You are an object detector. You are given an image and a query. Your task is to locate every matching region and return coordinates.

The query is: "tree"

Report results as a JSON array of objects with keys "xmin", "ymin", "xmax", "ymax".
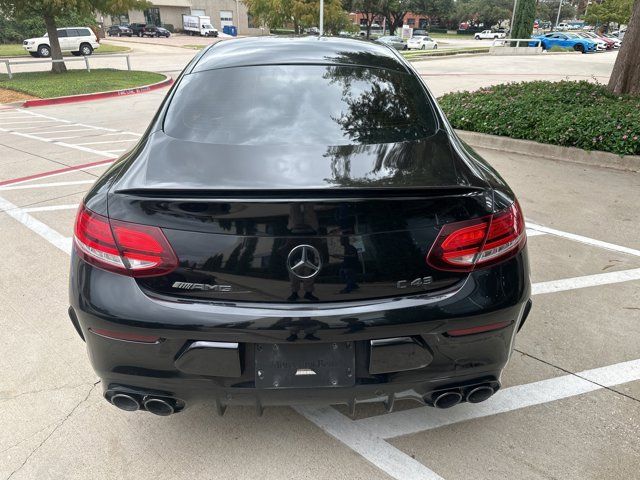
[
  {"xmin": 413, "ymin": 0, "xmax": 454, "ymax": 26},
  {"xmin": 585, "ymin": 0, "xmax": 633, "ymax": 25},
  {"xmin": 379, "ymin": 0, "xmax": 412, "ymax": 35},
  {"xmin": 457, "ymin": 0, "xmax": 512, "ymax": 30},
  {"xmin": 351, "ymin": 0, "xmax": 379, "ymax": 38},
  {"xmin": 608, "ymin": 0, "xmax": 640, "ymax": 95},
  {"xmin": 511, "ymin": 0, "xmax": 535, "ymax": 38},
  {"xmin": 0, "ymin": 0, "xmax": 147, "ymax": 73}
]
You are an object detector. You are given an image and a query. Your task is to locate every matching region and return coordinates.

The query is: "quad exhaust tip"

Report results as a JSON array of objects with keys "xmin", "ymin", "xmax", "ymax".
[
  {"xmin": 466, "ymin": 385, "xmax": 495, "ymax": 403},
  {"xmin": 144, "ymin": 397, "xmax": 175, "ymax": 416},
  {"xmin": 433, "ymin": 391, "xmax": 463, "ymax": 409},
  {"xmin": 110, "ymin": 393, "xmax": 140, "ymax": 412}
]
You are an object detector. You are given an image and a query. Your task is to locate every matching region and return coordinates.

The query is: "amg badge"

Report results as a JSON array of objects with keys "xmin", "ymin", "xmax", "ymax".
[{"xmin": 172, "ymin": 282, "xmax": 233, "ymax": 292}]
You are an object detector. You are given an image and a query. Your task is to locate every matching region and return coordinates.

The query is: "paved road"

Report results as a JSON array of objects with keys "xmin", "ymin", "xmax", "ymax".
[{"xmin": 0, "ymin": 79, "xmax": 638, "ymax": 479}]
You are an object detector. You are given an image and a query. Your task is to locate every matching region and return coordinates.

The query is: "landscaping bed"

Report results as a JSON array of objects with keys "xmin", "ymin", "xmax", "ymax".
[
  {"xmin": 0, "ymin": 43, "xmax": 130, "ymax": 57},
  {"xmin": 402, "ymin": 47, "xmax": 489, "ymax": 59},
  {"xmin": 0, "ymin": 69, "xmax": 165, "ymax": 99},
  {"xmin": 439, "ymin": 81, "xmax": 640, "ymax": 156}
]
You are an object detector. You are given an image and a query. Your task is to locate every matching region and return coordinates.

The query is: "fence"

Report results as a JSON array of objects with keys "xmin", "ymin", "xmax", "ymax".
[{"xmin": 1, "ymin": 54, "xmax": 131, "ymax": 79}]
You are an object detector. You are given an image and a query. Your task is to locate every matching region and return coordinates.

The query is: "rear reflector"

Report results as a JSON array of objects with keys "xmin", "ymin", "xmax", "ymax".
[
  {"xmin": 74, "ymin": 204, "xmax": 178, "ymax": 277},
  {"xmin": 427, "ymin": 201, "xmax": 525, "ymax": 272},
  {"xmin": 90, "ymin": 328, "xmax": 161, "ymax": 344},
  {"xmin": 446, "ymin": 321, "xmax": 512, "ymax": 337}
]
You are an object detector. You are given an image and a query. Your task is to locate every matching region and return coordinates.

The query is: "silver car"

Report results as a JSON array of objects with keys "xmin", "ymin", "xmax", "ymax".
[{"xmin": 375, "ymin": 35, "xmax": 406, "ymax": 50}]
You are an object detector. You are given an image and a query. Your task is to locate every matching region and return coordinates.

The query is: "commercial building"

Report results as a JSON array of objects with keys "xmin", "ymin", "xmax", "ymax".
[{"xmin": 98, "ymin": 0, "xmax": 264, "ymax": 36}]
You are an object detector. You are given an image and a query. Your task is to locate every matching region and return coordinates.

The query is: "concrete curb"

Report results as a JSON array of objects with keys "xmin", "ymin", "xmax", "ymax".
[
  {"xmin": 456, "ymin": 130, "xmax": 640, "ymax": 173},
  {"xmin": 22, "ymin": 75, "xmax": 173, "ymax": 108}
]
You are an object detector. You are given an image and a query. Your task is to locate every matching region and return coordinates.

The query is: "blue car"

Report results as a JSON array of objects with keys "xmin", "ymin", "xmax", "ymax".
[{"xmin": 531, "ymin": 32, "xmax": 597, "ymax": 53}]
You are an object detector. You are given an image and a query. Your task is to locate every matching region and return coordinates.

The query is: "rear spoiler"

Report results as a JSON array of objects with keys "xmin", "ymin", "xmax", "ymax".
[{"xmin": 113, "ymin": 186, "xmax": 486, "ymax": 201}]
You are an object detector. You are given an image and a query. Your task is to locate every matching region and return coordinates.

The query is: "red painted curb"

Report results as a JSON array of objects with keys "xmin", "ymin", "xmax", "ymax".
[
  {"xmin": 22, "ymin": 76, "xmax": 173, "ymax": 108},
  {"xmin": 0, "ymin": 158, "xmax": 114, "ymax": 187}
]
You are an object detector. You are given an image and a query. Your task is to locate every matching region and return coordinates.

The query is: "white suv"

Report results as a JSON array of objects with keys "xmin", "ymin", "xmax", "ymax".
[{"xmin": 23, "ymin": 27, "xmax": 100, "ymax": 57}]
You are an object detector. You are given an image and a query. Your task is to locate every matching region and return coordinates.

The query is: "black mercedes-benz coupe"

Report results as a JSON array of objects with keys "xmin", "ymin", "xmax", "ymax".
[{"xmin": 69, "ymin": 36, "xmax": 531, "ymax": 416}]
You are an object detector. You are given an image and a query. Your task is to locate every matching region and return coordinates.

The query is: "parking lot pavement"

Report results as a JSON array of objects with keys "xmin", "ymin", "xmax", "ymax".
[
  {"xmin": 413, "ymin": 50, "xmax": 617, "ymax": 96},
  {"xmin": 1, "ymin": 90, "xmax": 639, "ymax": 480}
]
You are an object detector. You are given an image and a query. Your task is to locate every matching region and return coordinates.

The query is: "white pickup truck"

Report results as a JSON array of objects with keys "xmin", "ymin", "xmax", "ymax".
[
  {"xmin": 474, "ymin": 30, "xmax": 506, "ymax": 40},
  {"xmin": 182, "ymin": 15, "xmax": 218, "ymax": 37}
]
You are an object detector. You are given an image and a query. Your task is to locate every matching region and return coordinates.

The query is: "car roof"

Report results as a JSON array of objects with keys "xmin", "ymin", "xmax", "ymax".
[{"xmin": 192, "ymin": 36, "xmax": 409, "ymax": 74}]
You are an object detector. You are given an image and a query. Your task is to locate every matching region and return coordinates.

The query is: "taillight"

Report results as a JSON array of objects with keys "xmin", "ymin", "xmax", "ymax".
[
  {"xmin": 427, "ymin": 201, "xmax": 525, "ymax": 272},
  {"xmin": 73, "ymin": 204, "xmax": 178, "ymax": 277}
]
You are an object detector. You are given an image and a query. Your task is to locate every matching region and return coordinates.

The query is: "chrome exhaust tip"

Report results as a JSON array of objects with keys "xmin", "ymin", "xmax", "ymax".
[
  {"xmin": 110, "ymin": 393, "xmax": 140, "ymax": 412},
  {"xmin": 433, "ymin": 391, "xmax": 462, "ymax": 409},
  {"xmin": 465, "ymin": 385, "xmax": 495, "ymax": 404},
  {"xmin": 143, "ymin": 397, "xmax": 175, "ymax": 416}
]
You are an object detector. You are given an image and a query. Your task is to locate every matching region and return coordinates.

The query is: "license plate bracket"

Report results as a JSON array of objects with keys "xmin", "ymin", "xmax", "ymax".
[{"xmin": 255, "ymin": 342, "xmax": 355, "ymax": 389}]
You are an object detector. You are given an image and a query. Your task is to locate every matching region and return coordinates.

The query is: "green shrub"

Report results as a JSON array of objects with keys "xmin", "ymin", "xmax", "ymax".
[
  {"xmin": 548, "ymin": 45, "xmax": 573, "ymax": 52},
  {"xmin": 438, "ymin": 81, "xmax": 640, "ymax": 156},
  {"xmin": 0, "ymin": 12, "xmax": 97, "ymax": 44}
]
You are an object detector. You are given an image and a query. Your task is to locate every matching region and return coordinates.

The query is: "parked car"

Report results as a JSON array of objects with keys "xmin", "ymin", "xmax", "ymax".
[
  {"xmin": 375, "ymin": 35, "xmax": 406, "ymax": 50},
  {"xmin": 580, "ymin": 31, "xmax": 619, "ymax": 49},
  {"xmin": 566, "ymin": 32, "xmax": 605, "ymax": 51},
  {"xmin": 129, "ymin": 23, "xmax": 147, "ymax": 37},
  {"xmin": 474, "ymin": 30, "xmax": 506, "ymax": 40},
  {"xmin": 556, "ymin": 23, "xmax": 570, "ymax": 31},
  {"xmin": 143, "ymin": 26, "xmax": 171, "ymax": 38},
  {"xmin": 602, "ymin": 33, "xmax": 623, "ymax": 46},
  {"xmin": 22, "ymin": 27, "xmax": 99, "ymax": 58},
  {"xmin": 411, "ymin": 29, "xmax": 428, "ymax": 36},
  {"xmin": 107, "ymin": 25, "xmax": 133, "ymax": 37},
  {"xmin": 577, "ymin": 32, "xmax": 616, "ymax": 51},
  {"xmin": 407, "ymin": 35, "xmax": 438, "ymax": 50},
  {"xmin": 69, "ymin": 36, "xmax": 531, "ymax": 417},
  {"xmin": 532, "ymin": 32, "xmax": 597, "ymax": 53}
]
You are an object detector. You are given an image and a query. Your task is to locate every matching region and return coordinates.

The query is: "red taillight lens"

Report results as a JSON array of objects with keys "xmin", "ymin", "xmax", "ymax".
[
  {"xmin": 74, "ymin": 204, "xmax": 178, "ymax": 277},
  {"xmin": 427, "ymin": 201, "xmax": 526, "ymax": 272}
]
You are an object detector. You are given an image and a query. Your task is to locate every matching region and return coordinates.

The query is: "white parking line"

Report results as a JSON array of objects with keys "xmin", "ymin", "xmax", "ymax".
[
  {"xmin": 22, "ymin": 204, "xmax": 79, "ymax": 213},
  {"xmin": 37, "ymin": 129, "xmax": 96, "ymax": 135},
  {"xmin": 352, "ymin": 358, "xmax": 640, "ymax": 440},
  {"xmin": 0, "ymin": 196, "xmax": 71, "ymax": 254},
  {"xmin": 0, "ymin": 180, "xmax": 95, "ymax": 191},
  {"xmin": 295, "ymin": 406, "xmax": 444, "ymax": 480},
  {"xmin": 0, "ymin": 129, "xmax": 116, "ymax": 157},
  {"xmin": 0, "ymin": 120, "xmax": 58, "ymax": 125},
  {"xmin": 526, "ymin": 229, "xmax": 545, "ymax": 237},
  {"xmin": 75, "ymin": 139, "xmax": 137, "ymax": 146},
  {"xmin": 532, "ymin": 268, "xmax": 640, "ymax": 295},
  {"xmin": 527, "ymin": 222, "xmax": 640, "ymax": 257}
]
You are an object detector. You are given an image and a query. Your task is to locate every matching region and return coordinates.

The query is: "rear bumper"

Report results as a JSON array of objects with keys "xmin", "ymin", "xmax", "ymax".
[{"xmin": 69, "ymin": 250, "xmax": 531, "ymax": 411}]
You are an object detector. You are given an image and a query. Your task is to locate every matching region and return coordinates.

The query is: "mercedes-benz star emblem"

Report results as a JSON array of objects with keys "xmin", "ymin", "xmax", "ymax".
[{"xmin": 287, "ymin": 244, "xmax": 322, "ymax": 279}]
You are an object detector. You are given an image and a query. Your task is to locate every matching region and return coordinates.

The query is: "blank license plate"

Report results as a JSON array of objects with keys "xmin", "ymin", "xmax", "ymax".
[{"xmin": 255, "ymin": 342, "xmax": 355, "ymax": 389}]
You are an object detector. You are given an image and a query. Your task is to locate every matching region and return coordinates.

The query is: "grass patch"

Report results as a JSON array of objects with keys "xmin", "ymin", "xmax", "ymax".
[
  {"xmin": 548, "ymin": 45, "xmax": 574, "ymax": 52},
  {"xmin": 439, "ymin": 80, "xmax": 640, "ymax": 156},
  {"xmin": 0, "ymin": 42, "xmax": 130, "ymax": 57},
  {"xmin": 0, "ymin": 69, "xmax": 165, "ymax": 99},
  {"xmin": 402, "ymin": 47, "xmax": 489, "ymax": 59}
]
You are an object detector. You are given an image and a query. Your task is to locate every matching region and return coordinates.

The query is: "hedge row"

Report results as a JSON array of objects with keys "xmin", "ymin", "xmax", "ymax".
[
  {"xmin": 438, "ymin": 81, "xmax": 640, "ymax": 156},
  {"xmin": 0, "ymin": 13, "xmax": 96, "ymax": 44}
]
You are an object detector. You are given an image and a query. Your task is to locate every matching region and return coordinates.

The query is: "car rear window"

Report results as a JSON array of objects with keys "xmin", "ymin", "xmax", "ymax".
[{"xmin": 164, "ymin": 65, "xmax": 437, "ymax": 146}]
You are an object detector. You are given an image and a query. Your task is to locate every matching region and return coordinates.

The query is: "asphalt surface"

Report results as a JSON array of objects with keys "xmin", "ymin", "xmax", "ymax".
[{"xmin": 0, "ymin": 49, "xmax": 638, "ymax": 480}]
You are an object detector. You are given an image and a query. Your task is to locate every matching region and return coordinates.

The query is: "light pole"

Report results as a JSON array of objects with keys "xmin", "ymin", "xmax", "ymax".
[
  {"xmin": 555, "ymin": 0, "xmax": 564, "ymax": 31},
  {"xmin": 509, "ymin": 0, "xmax": 519, "ymax": 38},
  {"xmin": 319, "ymin": 0, "xmax": 324, "ymax": 36}
]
